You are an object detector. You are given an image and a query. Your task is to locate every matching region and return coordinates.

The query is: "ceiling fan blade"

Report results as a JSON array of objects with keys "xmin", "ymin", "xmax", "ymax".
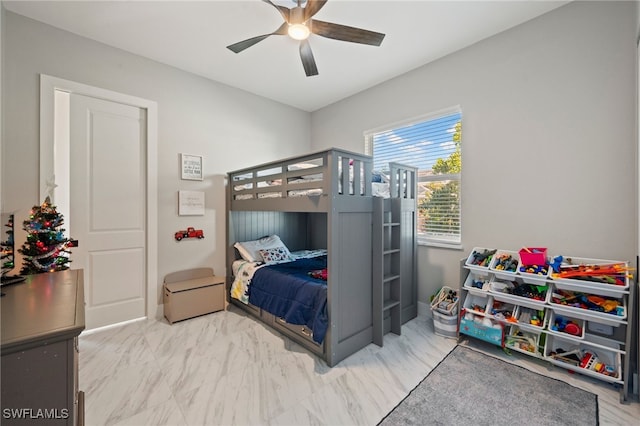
[
  {"xmin": 299, "ymin": 39, "xmax": 318, "ymax": 77},
  {"xmin": 304, "ymin": 0, "xmax": 328, "ymax": 21},
  {"xmin": 311, "ymin": 19, "xmax": 385, "ymax": 46},
  {"xmin": 227, "ymin": 35, "xmax": 270, "ymax": 54},
  {"xmin": 227, "ymin": 22, "xmax": 289, "ymax": 54},
  {"xmin": 262, "ymin": 0, "xmax": 290, "ymax": 23}
]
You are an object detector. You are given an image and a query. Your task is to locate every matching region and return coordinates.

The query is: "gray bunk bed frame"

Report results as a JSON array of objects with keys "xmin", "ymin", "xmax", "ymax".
[{"xmin": 226, "ymin": 148, "xmax": 417, "ymax": 367}]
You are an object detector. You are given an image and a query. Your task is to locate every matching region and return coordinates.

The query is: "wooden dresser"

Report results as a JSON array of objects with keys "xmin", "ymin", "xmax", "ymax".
[{"xmin": 1, "ymin": 269, "xmax": 85, "ymax": 425}]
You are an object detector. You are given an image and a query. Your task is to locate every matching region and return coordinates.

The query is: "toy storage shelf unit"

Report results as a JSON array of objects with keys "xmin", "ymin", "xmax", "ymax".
[{"xmin": 459, "ymin": 248, "xmax": 635, "ymax": 403}]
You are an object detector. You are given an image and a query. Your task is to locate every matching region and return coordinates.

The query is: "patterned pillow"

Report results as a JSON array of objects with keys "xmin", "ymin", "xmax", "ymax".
[
  {"xmin": 234, "ymin": 235, "xmax": 290, "ymax": 262},
  {"xmin": 259, "ymin": 247, "xmax": 292, "ymax": 264}
]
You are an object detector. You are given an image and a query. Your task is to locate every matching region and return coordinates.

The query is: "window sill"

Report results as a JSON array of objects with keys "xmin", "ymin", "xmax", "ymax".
[{"xmin": 417, "ymin": 240, "xmax": 464, "ymax": 250}]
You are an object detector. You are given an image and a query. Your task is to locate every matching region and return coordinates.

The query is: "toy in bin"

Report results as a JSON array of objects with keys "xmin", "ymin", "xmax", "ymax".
[
  {"xmin": 431, "ymin": 287, "xmax": 458, "ymax": 315},
  {"xmin": 551, "ymin": 314, "xmax": 582, "ymax": 336},
  {"xmin": 506, "ymin": 329, "xmax": 537, "ymax": 353},
  {"xmin": 550, "ymin": 348, "xmax": 618, "ymax": 378},
  {"xmin": 493, "ymin": 253, "xmax": 518, "ymax": 272},
  {"xmin": 549, "ymin": 255, "xmax": 632, "ymax": 285},
  {"xmin": 579, "ymin": 351, "xmax": 618, "ymax": 377},
  {"xmin": 551, "ymin": 290, "xmax": 624, "ymax": 316},
  {"xmin": 468, "ymin": 249, "xmax": 496, "ymax": 267},
  {"xmin": 519, "ymin": 264, "xmax": 550, "ymax": 276}
]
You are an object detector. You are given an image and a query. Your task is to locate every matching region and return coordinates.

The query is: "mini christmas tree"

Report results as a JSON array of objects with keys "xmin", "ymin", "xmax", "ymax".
[
  {"xmin": 19, "ymin": 197, "xmax": 72, "ymax": 274},
  {"xmin": 1, "ymin": 214, "xmax": 15, "ymax": 276}
]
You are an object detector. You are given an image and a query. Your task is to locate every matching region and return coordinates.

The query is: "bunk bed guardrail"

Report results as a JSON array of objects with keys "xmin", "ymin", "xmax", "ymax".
[
  {"xmin": 387, "ymin": 161, "xmax": 417, "ymax": 200},
  {"xmin": 228, "ymin": 149, "xmax": 373, "ymax": 207}
]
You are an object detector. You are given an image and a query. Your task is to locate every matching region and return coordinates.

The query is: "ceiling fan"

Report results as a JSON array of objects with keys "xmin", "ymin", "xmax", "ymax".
[{"xmin": 226, "ymin": 0, "xmax": 385, "ymax": 77}]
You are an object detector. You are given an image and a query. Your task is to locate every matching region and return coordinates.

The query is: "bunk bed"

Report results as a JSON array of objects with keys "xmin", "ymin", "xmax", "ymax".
[{"xmin": 226, "ymin": 148, "xmax": 417, "ymax": 367}]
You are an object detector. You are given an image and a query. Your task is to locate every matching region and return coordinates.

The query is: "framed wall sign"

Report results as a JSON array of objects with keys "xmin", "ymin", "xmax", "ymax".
[
  {"xmin": 178, "ymin": 190, "xmax": 205, "ymax": 216},
  {"xmin": 181, "ymin": 153, "xmax": 203, "ymax": 181}
]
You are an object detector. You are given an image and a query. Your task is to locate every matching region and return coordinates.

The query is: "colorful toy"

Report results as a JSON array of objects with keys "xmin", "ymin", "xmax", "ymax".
[
  {"xmin": 550, "ymin": 255, "xmax": 564, "ymax": 273},
  {"xmin": 549, "ymin": 348, "xmax": 581, "ymax": 366},
  {"xmin": 308, "ymin": 268, "xmax": 328, "ymax": 280},
  {"xmin": 508, "ymin": 282, "xmax": 547, "ymax": 301},
  {"xmin": 469, "ymin": 249, "xmax": 496, "ymax": 267},
  {"xmin": 470, "ymin": 278, "xmax": 490, "ymax": 290},
  {"xmin": 549, "ymin": 256, "xmax": 633, "ymax": 286},
  {"xmin": 551, "ymin": 290, "xmax": 624, "ymax": 316},
  {"xmin": 506, "ymin": 329, "xmax": 537, "ymax": 353},
  {"xmin": 520, "ymin": 263, "xmax": 549, "ymax": 276},
  {"xmin": 551, "ymin": 314, "xmax": 582, "ymax": 336},
  {"xmin": 490, "ymin": 300, "xmax": 516, "ymax": 322},
  {"xmin": 174, "ymin": 227, "xmax": 205, "ymax": 241},
  {"xmin": 530, "ymin": 315, "xmax": 541, "ymax": 327},
  {"xmin": 579, "ymin": 351, "xmax": 616, "ymax": 377},
  {"xmin": 494, "ymin": 253, "xmax": 518, "ymax": 272}
]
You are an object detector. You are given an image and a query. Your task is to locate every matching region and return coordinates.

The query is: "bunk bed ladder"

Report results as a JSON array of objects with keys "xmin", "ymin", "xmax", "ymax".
[{"xmin": 373, "ymin": 196, "xmax": 402, "ymax": 347}]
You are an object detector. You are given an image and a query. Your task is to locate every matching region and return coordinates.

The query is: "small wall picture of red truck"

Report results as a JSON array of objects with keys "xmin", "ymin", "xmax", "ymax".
[{"xmin": 174, "ymin": 227, "xmax": 204, "ymax": 241}]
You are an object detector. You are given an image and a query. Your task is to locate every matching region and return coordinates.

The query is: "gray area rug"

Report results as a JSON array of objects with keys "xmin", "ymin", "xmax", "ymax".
[{"xmin": 379, "ymin": 345, "xmax": 598, "ymax": 426}]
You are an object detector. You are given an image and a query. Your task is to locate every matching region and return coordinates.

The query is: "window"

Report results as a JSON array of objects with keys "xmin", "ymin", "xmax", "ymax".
[{"xmin": 365, "ymin": 108, "xmax": 462, "ymax": 247}]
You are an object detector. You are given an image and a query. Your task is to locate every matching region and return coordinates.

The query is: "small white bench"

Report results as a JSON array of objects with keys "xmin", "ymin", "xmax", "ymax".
[{"xmin": 163, "ymin": 267, "xmax": 225, "ymax": 324}]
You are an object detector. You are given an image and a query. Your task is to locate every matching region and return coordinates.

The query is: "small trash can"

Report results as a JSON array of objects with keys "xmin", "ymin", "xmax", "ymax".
[{"xmin": 430, "ymin": 286, "xmax": 459, "ymax": 338}]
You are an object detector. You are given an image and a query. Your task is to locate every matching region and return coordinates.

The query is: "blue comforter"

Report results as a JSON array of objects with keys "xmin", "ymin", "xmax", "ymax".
[{"xmin": 249, "ymin": 255, "xmax": 328, "ymax": 344}]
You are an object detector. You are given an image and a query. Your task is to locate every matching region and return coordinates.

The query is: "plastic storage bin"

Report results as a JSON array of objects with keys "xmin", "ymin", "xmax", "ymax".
[
  {"xmin": 489, "ymin": 278, "xmax": 548, "ymax": 309},
  {"xmin": 548, "ymin": 309, "xmax": 586, "ymax": 339},
  {"xmin": 505, "ymin": 326, "xmax": 543, "ymax": 356},
  {"xmin": 487, "ymin": 298, "xmax": 517, "ymax": 323},
  {"xmin": 544, "ymin": 333, "xmax": 622, "ymax": 384},
  {"xmin": 517, "ymin": 260, "xmax": 551, "ymax": 284},
  {"xmin": 465, "ymin": 247, "xmax": 497, "ymax": 273},
  {"xmin": 513, "ymin": 305, "xmax": 548, "ymax": 331},
  {"xmin": 549, "ymin": 256, "xmax": 630, "ymax": 295},
  {"xmin": 462, "ymin": 293, "xmax": 490, "ymax": 315},
  {"xmin": 548, "ymin": 284, "xmax": 627, "ymax": 326},
  {"xmin": 519, "ymin": 247, "xmax": 547, "ymax": 266},
  {"xmin": 489, "ymin": 250, "xmax": 519, "ymax": 282},
  {"xmin": 462, "ymin": 272, "xmax": 491, "ymax": 295}
]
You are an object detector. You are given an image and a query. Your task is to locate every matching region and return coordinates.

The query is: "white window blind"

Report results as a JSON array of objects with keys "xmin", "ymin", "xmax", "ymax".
[{"xmin": 365, "ymin": 109, "xmax": 462, "ymax": 246}]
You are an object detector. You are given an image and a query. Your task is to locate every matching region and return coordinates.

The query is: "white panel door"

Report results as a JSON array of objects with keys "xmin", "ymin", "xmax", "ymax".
[{"xmin": 70, "ymin": 93, "xmax": 147, "ymax": 330}]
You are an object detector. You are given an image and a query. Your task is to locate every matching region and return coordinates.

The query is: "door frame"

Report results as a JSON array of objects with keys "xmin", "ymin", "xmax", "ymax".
[{"xmin": 39, "ymin": 74, "xmax": 159, "ymax": 321}]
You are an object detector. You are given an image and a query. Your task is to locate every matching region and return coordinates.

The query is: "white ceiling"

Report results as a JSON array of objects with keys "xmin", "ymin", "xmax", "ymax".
[{"xmin": 4, "ymin": 0, "xmax": 569, "ymax": 112}]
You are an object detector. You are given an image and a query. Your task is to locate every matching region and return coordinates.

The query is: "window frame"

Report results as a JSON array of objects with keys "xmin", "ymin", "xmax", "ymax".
[{"xmin": 364, "ymin": 106, "xmax": 463, "ymax": 249}]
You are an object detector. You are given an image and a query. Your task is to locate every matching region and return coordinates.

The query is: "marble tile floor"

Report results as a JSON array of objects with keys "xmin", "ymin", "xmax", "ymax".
[{"xmin": 79, "ymin": 306, "xmax": 639, "ymax": 425}]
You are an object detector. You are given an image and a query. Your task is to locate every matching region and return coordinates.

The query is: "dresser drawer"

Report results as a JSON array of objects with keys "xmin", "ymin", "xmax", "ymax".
[{"xmin": 272, "ymin": 316, "xmax": 324, "ymax": 355}]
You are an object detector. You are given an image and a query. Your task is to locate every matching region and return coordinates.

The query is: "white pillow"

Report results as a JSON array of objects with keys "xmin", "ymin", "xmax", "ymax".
[{"xmin": 234, "ymin": 235, "xmax": 291, "ymax": 263}]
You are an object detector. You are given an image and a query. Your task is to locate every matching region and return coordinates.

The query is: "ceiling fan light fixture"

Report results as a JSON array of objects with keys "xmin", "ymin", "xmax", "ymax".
[{"xmin": 288, "ymin": 23, "xmax": 310, "ymax": 40}]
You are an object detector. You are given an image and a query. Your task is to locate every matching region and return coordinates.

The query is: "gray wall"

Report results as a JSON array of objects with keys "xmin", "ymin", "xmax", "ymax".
[
  {"xmin": 637, "ymin": 0, "xmax": 640, "ymax": 42},
  {"xmin": 310, "ymin": 1, "xmax": 638, "ymax": 304},
  {"xmin": 1, "ymin": 11, "xmax": 311, "ymax": 308}
]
